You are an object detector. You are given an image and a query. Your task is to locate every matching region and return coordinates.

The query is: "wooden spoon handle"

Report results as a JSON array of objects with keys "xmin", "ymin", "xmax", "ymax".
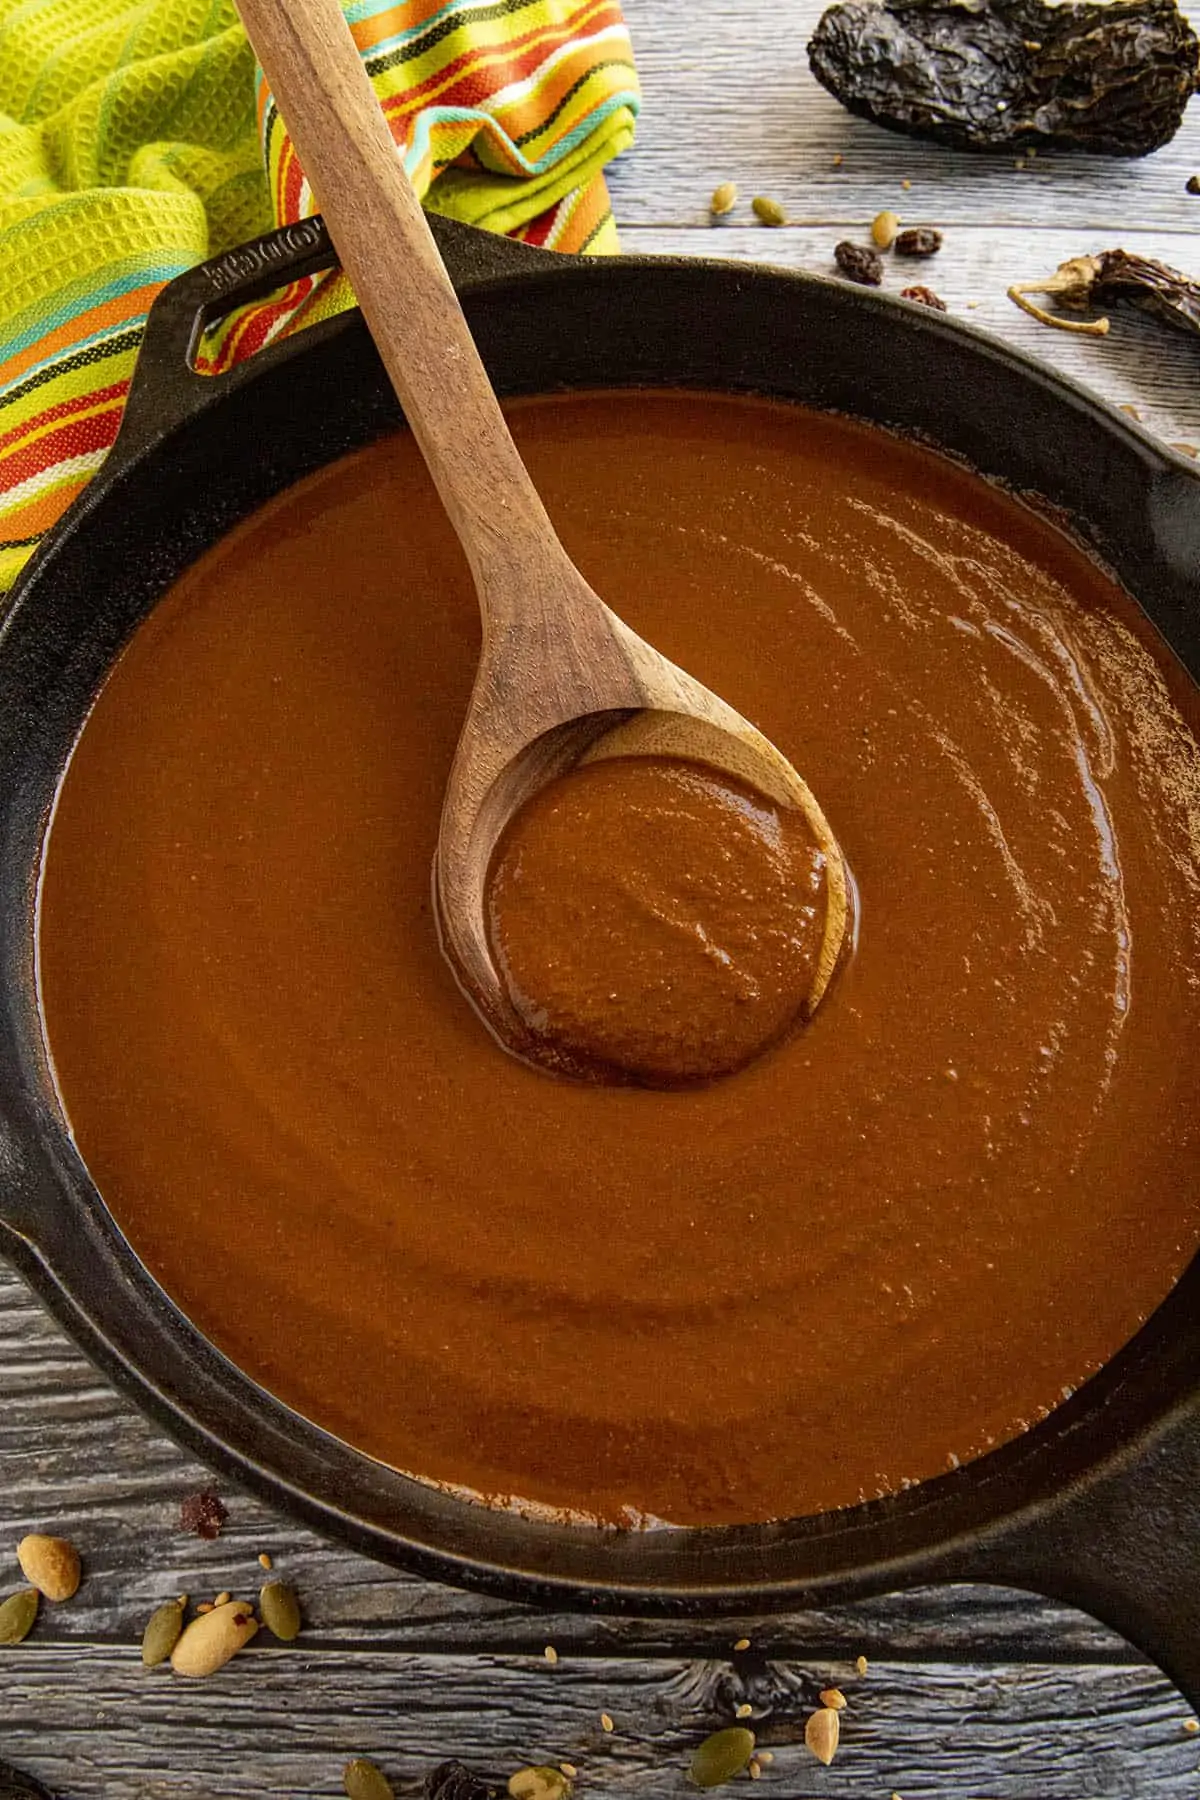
[{"xmin": 233, "ymin": 0, "xmax": 557, "ymax": 594}]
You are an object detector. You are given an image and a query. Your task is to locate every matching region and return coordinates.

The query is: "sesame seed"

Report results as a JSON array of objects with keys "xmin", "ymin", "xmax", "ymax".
[
  {"xmin": 734, "ymin": 1636, "xmax": 751, "ymax": 1651},
  {"xmin": 901, "ymin": 179, "xmax": 911, "ymax": 190},
  {"xmin": 748, "ymin": 1759, "xmax": 762, "ymax": 1780},
  {"xmin": 213, "ymin": 1591, "xmax": 230, "ymax": 1608},
  {"xmin": 736, "ymin": 1703, "xmax": 753, "ymax": 1719},
  {"xmin": 600, "ymin": 1714, "xmax": 614, "ymax": 1733},
  {"xmin": 1184, "ymin": 1718, "xmax": 1199, "ymax": 1734},
  {"xmin": 757, "ymin": 1753, "xmax": 774, "ymax": 1766},
  {"xmin": 544, "ymin": 1644, "xmax": 559, "ymax": 1664},
  {"xmin": 856, "ymin": 1654, "xmax": 869, "ymax": 1675},
  {"xmin": 258, "ymin": 1552, "xmax": 273, "ymax": 1570},
  {"xmin": 559, "ymin": 1764, "xmax": 577, "ymax": 1778},
  {"xmin": 196, "ymin": 1602, "xmax": 213, "ymax": 1614}
]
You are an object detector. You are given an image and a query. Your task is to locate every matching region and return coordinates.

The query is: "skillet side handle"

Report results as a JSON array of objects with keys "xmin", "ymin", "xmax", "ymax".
[
  {"xmin": 944, "ymin": 1401, "xmax": 1200, "ymax": 1711},
  {"xmin": 110, "ymin": 218, "xmax": 339, "ymax": 468},
  {"xmin": 111, "ymin": 214, "xmax": 558, "ymax": 473}
]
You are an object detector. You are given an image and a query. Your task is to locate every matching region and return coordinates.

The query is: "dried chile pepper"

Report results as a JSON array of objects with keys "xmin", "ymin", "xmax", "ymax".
[
  {"xmin": 808, "ymin": 0, "xmax": 1200, "ymax": 157},
  {"xmin": 1009, "ymin": 249, "xmax": 1200, "ymax": 339}
]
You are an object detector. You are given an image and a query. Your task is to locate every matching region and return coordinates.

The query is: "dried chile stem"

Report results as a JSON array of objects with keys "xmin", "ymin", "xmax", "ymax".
[
  {"xmin": 1007, "ymin": 285, "xmax": 1112, "ymax": 335},
  {"xmin": 1009, "ymin": 248, "xmax": 1200, "ymax": 340}
]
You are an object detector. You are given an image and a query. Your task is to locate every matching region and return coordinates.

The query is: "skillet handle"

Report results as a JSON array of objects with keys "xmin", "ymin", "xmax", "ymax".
[
  {"xmin": 942, "ymin": 1398, "xmax": 1200, "ymax": 1711},
  {"xmin": 111, "ymin": 214, "xmax": 559, "ymax": 470}
]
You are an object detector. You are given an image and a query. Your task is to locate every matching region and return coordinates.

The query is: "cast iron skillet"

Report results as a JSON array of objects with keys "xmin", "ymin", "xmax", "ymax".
[{"xmin": 2, "ymin": 214, "xmax": 1200, "ymax": 1699}]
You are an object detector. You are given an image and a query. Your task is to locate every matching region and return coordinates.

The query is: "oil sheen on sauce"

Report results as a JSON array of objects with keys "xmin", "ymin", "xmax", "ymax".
[{"xmin": 37, "ymin": 392, "xmax": 1200, "ymax": 1526}]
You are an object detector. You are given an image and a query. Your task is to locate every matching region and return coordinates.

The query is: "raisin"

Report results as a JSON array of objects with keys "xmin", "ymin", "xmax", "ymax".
[
  {"xmin": 895, "ymin": 227, "xmax": 943, "ymax": 257},
  {"xmin": 424, "ymin": 1763, "xmax": 499, "ymax": 1800},
  {"xmin": 834, "ymin": 241, "xmax": 884, "ymax": 286},
  {"xmin": 901, "ymin": 286, "xmax": 948, "ymax": 310}
]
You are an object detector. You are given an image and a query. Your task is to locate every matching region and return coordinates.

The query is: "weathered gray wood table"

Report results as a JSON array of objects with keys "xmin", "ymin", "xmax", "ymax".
[{"xmin": 3, "ymin": 0, "xmax": 1200, "ymax": 1792}]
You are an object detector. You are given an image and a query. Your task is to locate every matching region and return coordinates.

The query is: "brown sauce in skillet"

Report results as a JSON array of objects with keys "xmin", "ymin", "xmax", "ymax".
[{"xmin": 37, "ymin": 392, "xmax": 1200, "ymax": 1526}]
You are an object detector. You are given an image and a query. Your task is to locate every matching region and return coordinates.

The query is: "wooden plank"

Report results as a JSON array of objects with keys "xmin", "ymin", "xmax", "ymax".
[
  {"xmin": 0, "ymin": 1649, "xmax": 1196, "ymax": 1798},
  {"xmin": 617, "ymin": 223, "xmax": 1200, "ymax": 446},
  {"xmin": 610, "ymin": 0, "xmax": 1200, "ymax": 231},
  {"xmin": 0, "ymin": 1268, "xmax": 1139, "ymax": 1661}
]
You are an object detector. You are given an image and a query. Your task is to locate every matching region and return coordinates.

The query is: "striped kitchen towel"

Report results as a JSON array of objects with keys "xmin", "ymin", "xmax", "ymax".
[{"xmin": 0, "ymin": 0, "xmax": 639, "ymax": 593}]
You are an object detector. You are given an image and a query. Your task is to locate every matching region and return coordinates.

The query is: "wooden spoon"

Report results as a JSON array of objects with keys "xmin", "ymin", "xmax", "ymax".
[{"xmin": 234, "ymin": 0, "xmax": 850, "ymax": 1058}]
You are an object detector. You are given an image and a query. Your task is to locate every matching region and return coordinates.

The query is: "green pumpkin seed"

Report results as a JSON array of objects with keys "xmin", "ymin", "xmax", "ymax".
[
  {"xmin": 259, "ymin": 1579, "xmax": 301, "ymax": 1641},
  {"xmin": 0, "ymin": 1589, "xmax": 39, "ymax": 1646},
  {"xmin": 507, "ymin": 1769, "xmax": 569, "ymax": 1800},
  {"xmin": 690, "ymin": 1727, "xmax": 756, "ymax": 1788},
  {"xmin": 343, "ymin": 1758, "xmax": 395, "ymax": 1800},
  {"xmin": 751, "ymin": 195, "xmax": 786, "ymax": 227},
  {"xmin": 141, "ymin": 1598, "xmax": 185, "ymax": 1667}
]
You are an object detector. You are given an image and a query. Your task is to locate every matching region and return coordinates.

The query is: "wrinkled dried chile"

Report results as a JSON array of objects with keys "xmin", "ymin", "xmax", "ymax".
[
  {"xmin": 809, "ymin": 0, "xmax": 1200, "ymax": 156},
  {"xmin": 1012, "ymin": 249, "xmax": 1200, "ymax": 338}
]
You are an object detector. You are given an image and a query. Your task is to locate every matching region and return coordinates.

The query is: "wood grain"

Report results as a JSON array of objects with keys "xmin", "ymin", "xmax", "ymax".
[
  {"xmin": 4, "ymin": 0, "xmax": 1200, "ymax": 1787},
  {"xmin": 1, "ymin": 1647, "xmax": 1198, "ymax": 1797}
]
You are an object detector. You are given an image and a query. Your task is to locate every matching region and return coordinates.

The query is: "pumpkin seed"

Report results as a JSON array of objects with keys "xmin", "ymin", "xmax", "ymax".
[
  {"xmin": 0, "ymin": 1589, "xmax": 38, "ymax": 1645},
  {"xmin": 17, "ymin": 1534, "xmax": 81, "ymax": 1602},
  {"xmin": 343, "ymin": 1758, "xmax": 395, "ymax": 1800},
  {"xmin": 805, "ymin": 1706, "xmax": 840, "ymax": 1766},
  {"xmin": 690, "ymin": 1727, "xmax": 755, "ymax": 1788},
  {"xmin": 710, "ymin": 181, "xmax": 738, "ymax": 216},
  {"xmin": 871, "ymin": 209, "xmax": 901, "ymax": 249},
  {"xmin": 751, "ymin": 195, "xmax": 786, "ymax": 227},
  {"xmin": 507, "ymin": 1768, "xmax": 570, "ymax": 1800},
  {"xmin": 141, "ymin": 1598, "xmax": 185, "ymax": 1667},
  {"xmin": 259, "ymin": 1579, "xmax": 301, "ymax": 1641}
]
